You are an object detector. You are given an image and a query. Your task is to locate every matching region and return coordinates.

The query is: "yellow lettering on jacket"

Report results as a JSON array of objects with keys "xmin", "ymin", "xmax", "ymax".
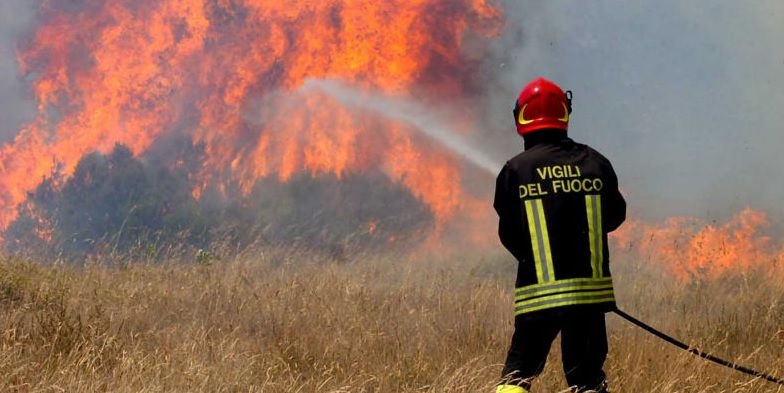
[
  {"xmin": 521, "ymin": 165, "xmax": 607, "ymax": 198},
  {"xmin": 536, "ymin": 165, "xmax": 581, "ymax": 180},
  {"xmin": 552, "ymin": 178, "xmax": 604, "ymax": 194},
  {"xmin": 519, "ymin": 182, "xmax": 549, "ymax": 198}
]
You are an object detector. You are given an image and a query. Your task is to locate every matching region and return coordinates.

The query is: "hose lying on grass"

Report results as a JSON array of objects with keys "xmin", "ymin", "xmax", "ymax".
[{"xmin": 614, "ymin": 308, "xmax": 784, "ymax": 386}]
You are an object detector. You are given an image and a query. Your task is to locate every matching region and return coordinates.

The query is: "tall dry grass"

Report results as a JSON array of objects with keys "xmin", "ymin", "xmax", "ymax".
[{"xmin": 0, "ymin": 244, "xmax": 782, "ymax": 392}]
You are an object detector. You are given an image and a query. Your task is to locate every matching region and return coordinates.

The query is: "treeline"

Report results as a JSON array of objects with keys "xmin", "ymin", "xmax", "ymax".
[{"xmin": 3, "ymin": 144, "xmax": 432, "ymax": 261}]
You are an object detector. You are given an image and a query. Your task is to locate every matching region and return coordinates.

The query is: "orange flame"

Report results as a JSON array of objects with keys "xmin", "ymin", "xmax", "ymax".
[
  {"xmin": 0, "ymin": 0, "xmax": 503, "ymax": 234},
  {"xmin": 611, "ymin": 209, "xmax": 784, "ymax": 281},
  {"xmin": 9, "ymin": 1, "xmax": 778, "ymax": 279}
]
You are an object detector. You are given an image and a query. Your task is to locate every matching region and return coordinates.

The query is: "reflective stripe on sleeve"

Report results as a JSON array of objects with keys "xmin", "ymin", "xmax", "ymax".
[{"xmin": 523, "ymin": 198, "xmax": 555, "ymax": 283}]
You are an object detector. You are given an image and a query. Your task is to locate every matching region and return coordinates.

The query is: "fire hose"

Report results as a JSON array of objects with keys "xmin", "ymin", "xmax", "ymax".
[{"xmin": 613, "ymin": 308, "xmax": 784, "ymax": 386}]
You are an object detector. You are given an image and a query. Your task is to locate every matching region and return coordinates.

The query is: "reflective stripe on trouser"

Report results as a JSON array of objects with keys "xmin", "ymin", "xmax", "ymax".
[
  {"xmin": 496, "ymin": 385, "xmax": 529, "ymax": 393},
  {"xmin": 514, "ymin": 277, "xmax": 615, "ymax": 315}
]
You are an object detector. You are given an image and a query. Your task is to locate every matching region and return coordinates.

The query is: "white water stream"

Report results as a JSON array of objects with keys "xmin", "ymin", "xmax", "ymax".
[{"xmin": 302, "ymin": 79, "xmax": 502, "ymax": 176}]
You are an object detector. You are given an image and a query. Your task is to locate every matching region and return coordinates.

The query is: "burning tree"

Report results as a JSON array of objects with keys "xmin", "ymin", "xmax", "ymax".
[
  {"xmin": 3, "ymin": 143, "xmax": 433, "ymax": 259},
  {"xmin": 0, "ymin": 0, "xmax": 504, "ymax": 252},
  {"xmin": 4, "ymin": 144, "xmax": 202, "ymax": 256}
]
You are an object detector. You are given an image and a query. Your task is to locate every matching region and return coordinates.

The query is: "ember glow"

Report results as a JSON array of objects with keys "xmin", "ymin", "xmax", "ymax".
[{"xmin": 1, "ymin": 0, "xmax": 502, "ymax": 231}]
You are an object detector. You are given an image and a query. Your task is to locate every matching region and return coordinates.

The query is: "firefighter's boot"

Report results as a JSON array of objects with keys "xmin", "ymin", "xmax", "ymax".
[{"xmin": 496, "ymin": 385, "xmax": 530, "ymax": 393}]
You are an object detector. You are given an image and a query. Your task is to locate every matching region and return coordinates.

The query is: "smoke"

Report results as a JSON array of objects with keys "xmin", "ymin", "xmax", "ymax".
[
  {"xmin": 302, "ymin": 79, "xmax": 502, "ymax": 177},
  {"xmin": 306, "ymin": 1, "xmax": 784, "ymax": 228},
  {"xmin": 0, "ymin": 0, "xmax": 35, "ymax": 142},
  {"xmin": 480, "ymin": 1, "xmax": 784, "ymax": 224}
]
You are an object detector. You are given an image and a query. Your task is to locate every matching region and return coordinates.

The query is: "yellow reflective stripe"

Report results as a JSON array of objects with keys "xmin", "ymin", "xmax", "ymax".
[
  {"xmin": 523, "ymin": 199, "xmax": 555, "ymax": 283},
  {"xmin": 585, "ymin": 194, "xmax": 604, "ymax": 278},
  {"xmin": 523, "ymin": 199, "xmax": 545, "ymax": 283},
  {"xmin": 536, "ymin": 199, "xmax": 555, "ymax": 281},
  {"xmin": 496, "ymin": 385, "xmax": 529, "ymax": 393},
  {"xmin": 515, "ymin": 277, "xmax": 613, "ymax": 301},
  {"xmin": 514, "ymin": 289, "xmax": 615, "ymax": 315}
]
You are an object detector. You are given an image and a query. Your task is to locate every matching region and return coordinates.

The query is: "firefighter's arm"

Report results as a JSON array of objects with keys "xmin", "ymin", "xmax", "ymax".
[
  {"xmin": 494, "ymin": 165, "xmax": 525, "ymax": 255},
  {"xmin": 602, "ymin": 165, "xmax": 626, "ymax": 232}
]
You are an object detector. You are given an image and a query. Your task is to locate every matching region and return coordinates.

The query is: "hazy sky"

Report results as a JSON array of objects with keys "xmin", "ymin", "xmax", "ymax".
[
  {"xmin": 0, "ymin": 0, "xmax": 34, "ymax": 142},
  {"xmin": 483, "ymin": 0, "xmax": 784, "ymax": 223},
  {"xmin": 0, "ymin": 1, "xmax": 781, "ymax": 224}
]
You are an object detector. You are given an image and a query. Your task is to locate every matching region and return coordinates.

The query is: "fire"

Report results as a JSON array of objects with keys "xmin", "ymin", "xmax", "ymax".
[
  {"xmin": 0, "ymin": 0, "xmax": 503, "ymax": 234},
  {"xmin": 611, "ymin": 209, "xmax": 784, "ymax": 282},
  {"xmin": 5, "ymin": 1, "xmax": 778, "ymax": 280}
]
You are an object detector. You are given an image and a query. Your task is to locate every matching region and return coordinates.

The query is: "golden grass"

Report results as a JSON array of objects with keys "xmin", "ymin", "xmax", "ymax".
[{"xmin": 0, "ymin": 246, "xmax": 783, "ymax": 392}]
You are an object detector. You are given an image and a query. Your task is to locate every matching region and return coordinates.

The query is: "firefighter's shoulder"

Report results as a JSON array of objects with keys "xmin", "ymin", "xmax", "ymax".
[
  {"xmin": 577, "ymin": 142, "xmax": 616, "ymax": 166},
  {"xmin": 504, "ymin": 147, "xmax": 550, "ymax": 171}
]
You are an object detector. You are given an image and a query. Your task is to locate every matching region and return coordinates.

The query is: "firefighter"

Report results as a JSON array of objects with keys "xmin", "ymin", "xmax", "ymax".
[{"xmin": 493, "ymin": 77, "xmax": 626, "ymax": 393}]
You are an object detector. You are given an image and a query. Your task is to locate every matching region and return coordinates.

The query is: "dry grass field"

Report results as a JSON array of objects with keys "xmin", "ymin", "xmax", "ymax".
[{"xmin": 0, "ymin": 244, "xmax": 783, "ymax": 392}]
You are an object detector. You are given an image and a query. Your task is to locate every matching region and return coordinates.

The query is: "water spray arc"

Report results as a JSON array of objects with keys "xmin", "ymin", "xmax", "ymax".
[{"xmin": 303, "ymin": 79, "xmax": 503, "ymax": 176}]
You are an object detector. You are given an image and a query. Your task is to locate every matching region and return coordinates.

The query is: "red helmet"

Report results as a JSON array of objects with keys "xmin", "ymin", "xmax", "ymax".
[{"xmin": 513, "ymin": 77, "xmax": 572, "ymax": 136}]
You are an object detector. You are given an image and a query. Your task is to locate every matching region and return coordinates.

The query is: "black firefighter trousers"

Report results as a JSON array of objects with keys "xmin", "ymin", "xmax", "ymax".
[{"xmin": 500, "ymin": 310, "xmax": 609, "ymax": 392}]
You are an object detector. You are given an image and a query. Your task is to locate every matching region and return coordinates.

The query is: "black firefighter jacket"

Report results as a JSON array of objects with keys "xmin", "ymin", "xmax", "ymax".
[{"xmin": 494, "ymin": 133, "xmax": 626, "ymax": 319}]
